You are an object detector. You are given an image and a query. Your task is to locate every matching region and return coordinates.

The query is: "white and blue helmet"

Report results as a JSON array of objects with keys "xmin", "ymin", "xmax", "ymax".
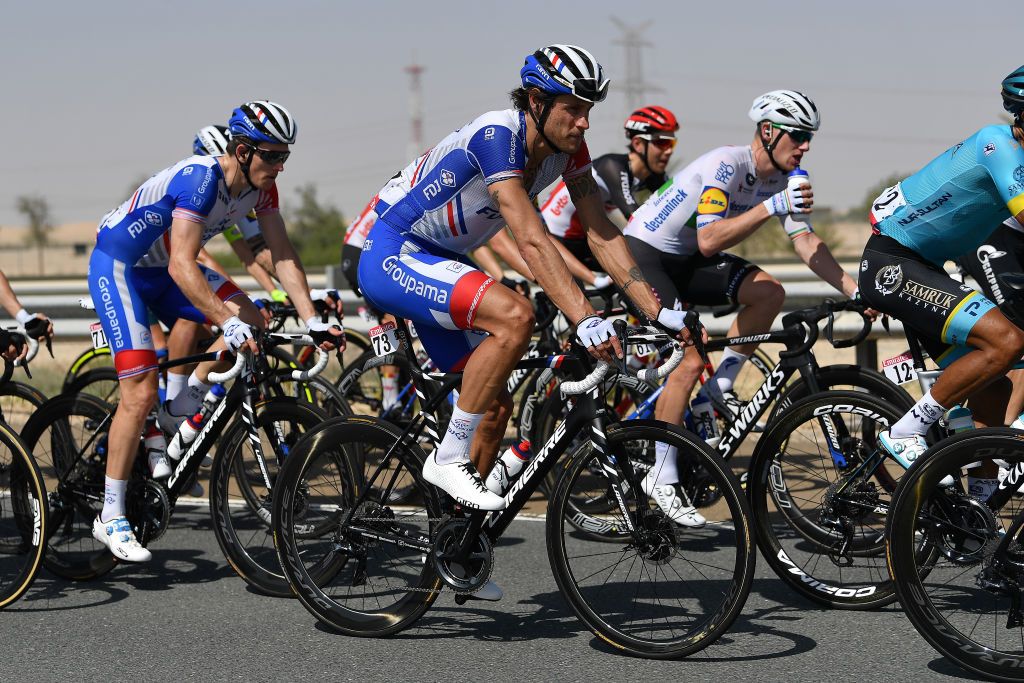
[{"xmin": 228, "ymin": 100, "xmax": 297, "ymax": 145}]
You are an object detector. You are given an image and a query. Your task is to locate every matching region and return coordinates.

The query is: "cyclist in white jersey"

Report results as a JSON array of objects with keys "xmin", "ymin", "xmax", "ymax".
[
  {"xmin": 623, "ymin": 90, "xmax": 864, "ymax": 481},
  {"xmin": 358, "ymin": 45, "xmax": 696, "ymax": 519},
  {"xmin": 88, "ymin": 101, "xmax": 343, "ymax": 563}
]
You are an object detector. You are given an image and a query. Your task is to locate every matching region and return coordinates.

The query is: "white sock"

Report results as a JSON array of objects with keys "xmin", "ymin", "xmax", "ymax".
[
  {"xmin": 711, "ymin": 348, "xmax": 748, "ymax": 396},
  {"xmin": 649, "ymin": 441, "xmax": 679, "ymax": 486},
  {"xmin": 101, "ymin": 476, "xmax": 128, "ymax": 522},
  {"xmin": 435, "ymin": 406, "xmax": 484, "ymax": 465},
  {"xmin": 169, "ymin": 374, "xmax": 212, "ymax": 417},
  {"xmin": 381, "ymin": 374, "xmax": 399, "ymax": 410},
  {"xmin": 166, "ymin": 372, "xmax": 187, "ymax": 402},
  {"xmin": 891, "ymin": 390, "xmax": 946, "ymax": 438}
]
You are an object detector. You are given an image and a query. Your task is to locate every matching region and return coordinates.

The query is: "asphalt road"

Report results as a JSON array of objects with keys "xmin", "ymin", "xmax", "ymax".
[{"xmin": 1, "ymin": 505, "xmax": 981, "ymax": 682}]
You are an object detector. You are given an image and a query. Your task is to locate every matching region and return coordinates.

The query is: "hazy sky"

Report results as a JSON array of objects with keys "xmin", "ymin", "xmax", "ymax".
[{"xmin": 1, "ymin": 0, "xmax": 1019, "ymax": 229}]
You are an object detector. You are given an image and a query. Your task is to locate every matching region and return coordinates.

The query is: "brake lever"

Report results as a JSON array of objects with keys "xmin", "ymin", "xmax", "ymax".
[
  {"xmin": 612, "ymin": 318, "xmax": 629, "ymax": 376},
  {"xmin": 684, "ymin": 310, "xmax": 710, "ymax": 366}
]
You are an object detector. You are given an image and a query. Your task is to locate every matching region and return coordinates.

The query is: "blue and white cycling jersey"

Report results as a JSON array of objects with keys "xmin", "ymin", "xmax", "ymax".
[
  {"xmin": 870, "ymin": 125, "xmax": 1024, "ymax": 265},
  {"xmin": 373, "ymin": 109, "xmax": 592, "ymax": 255},
  {"xmin": 96, "ymin": 155, "xmax": 278, "ymax": 267}
]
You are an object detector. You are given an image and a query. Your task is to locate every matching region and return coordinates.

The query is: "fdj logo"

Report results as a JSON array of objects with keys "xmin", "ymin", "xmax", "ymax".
[
  {"xmin": 422, "ymin": 180, "xmax": 443, "ymax": 200},
  {"xmin": 439, "ymin": 169, "xmax": 456, "ymax": 187},
  {"xmin": 475, "ymin": 206, "xmax": 501, "ymax": 220}
]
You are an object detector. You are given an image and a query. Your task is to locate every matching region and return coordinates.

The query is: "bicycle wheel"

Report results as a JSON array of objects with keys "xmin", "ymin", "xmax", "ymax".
[
  {"xmin": 547, "ymin": 421, "xmax": 754, "ymax": 658},
  {"xmin": 209, "ymin": 398, "xmax": 330, "ymax": 597},
  {"xmin": 273, "ymin": 416, "xmax": 445, "ymax": 636},
  {"xmin": 0, "ymin": 421, "xmax": 47, "ymax": 608},
  {"xmin": 0, "ymin": 380, "xmax": 47, "ymax": 435},
  {"xmin": 61, "ymin": 346, "xmax": 113, "ymax": 392},
  {"xmin": 767, "ymin": 364, "xmax": 914, "ymax": 428},
  {"xmin": 888, "ymin": 429, "xmax": 1024, "ymax": 682},
  {"xmin": 335, "ymin": 349, "xmax": 421, "ymax": 422},
  {"xmin": 748, "ymin": 390, "xmax": 910, "ymax": 609},
  {"xmin": 20, "ymin": 393, "xmax": 118, "ymax": 580},
  {"xmin": 64, "ymin": 366, "xmax": 120, "ymax": 404},
  {"xmin": 265, "ymin": 371, "xmax": 351, "ymax": 418}
]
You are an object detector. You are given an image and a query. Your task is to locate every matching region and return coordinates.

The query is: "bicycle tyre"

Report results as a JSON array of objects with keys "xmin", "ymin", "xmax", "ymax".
[
  {"xmin": 887, "ymin": 428, "xmax": 1024, "ymax": 682},
  {"xmin": 547, "ymin": 420, "xmax": 754, "ymax": 658},
  {"xmin": 61, "ymin": 346, "xmax": 113, "ymax": 392},
  {"xmin": 0, "ymin": 380, "xmax": 47, "ymax": 435},
  {"xmin": 274, "ymin": 416, "xmax": 444, "ymax": 636},
  {"xmin": 748, "ymin": 390, "xmax": 910, "ymax": 609},
  {"xmin": 767, "ymin": 364, "xmax": 914, "ymax": 427},
  {"xmin": 64, "ymin": 366, "xmax": 120, "ymax": 404},
  {"xmin": 20, "ymin": 393, "xmax": 119, "ymax": 580},
  {"xmin": 0, "ymin": 421, "xmax": 47, "ymax": 608},
  {"xmin": 209, "ymin": 398, "xmax": 330, "ymax": 597}
]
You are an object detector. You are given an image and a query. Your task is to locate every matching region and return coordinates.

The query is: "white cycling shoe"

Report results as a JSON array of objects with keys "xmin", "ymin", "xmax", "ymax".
[
  {"xmin": 879, "ymin": 430, "xmax": 954, "ymax": 486},
  {"xmin": 92, "ymin": 515, "xmax": 152, "ymax": 562},
  {"xmin": 641, "ymin": 476, "xmax": 706, "ymax": 528},
  {"xmin": 422, "ymin": 454, "xmax": 505, "ymax": 510}
]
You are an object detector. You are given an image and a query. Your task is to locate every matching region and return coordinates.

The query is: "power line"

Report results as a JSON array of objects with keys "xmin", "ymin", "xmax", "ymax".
[{"xmin": 610, "ymin": 16, "xmax": 662, "ymax": 113}]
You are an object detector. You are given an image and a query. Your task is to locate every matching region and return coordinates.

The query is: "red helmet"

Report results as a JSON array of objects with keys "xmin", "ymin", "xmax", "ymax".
[{"xmin": 624, "ymin": 105, "xmax": 679, "ymax": 137}]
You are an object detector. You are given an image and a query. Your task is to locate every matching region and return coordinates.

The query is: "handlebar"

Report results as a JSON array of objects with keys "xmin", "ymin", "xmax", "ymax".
[
  {"xmin": 208, "ymin": 352, "xmax": 247, "ymax": 383},
  {"xmin": 778, "ymin": 298, "xmax": 872, "ymax": 358},
  {"xmin": 561, "ymin": 325, "xmax": 686, "ymax": 396}
]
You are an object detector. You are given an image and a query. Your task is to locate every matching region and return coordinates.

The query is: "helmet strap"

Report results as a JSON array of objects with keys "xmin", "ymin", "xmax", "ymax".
[
  {"xmin": 759, "ymin": 124, "xmax": 788, "ymax": 174},
  {"xmin": 633, "ymin": 138, "xmax": 657, "ymax": 179},
  {"xmin": 528, "ymin": 95, "xmax": 565, "ymax": 155},
  {"xmin": 237, "ymin": 145, "xmax": 259, "ymax": 191}
]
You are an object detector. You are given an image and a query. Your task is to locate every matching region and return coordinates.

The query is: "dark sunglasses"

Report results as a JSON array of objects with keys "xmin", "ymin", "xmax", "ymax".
[
  {"xmin": 772, "ymin": 124, "xmax": 813, "ymax": 144},
  {"xmin": 248, "ymin": 146, "xmax": 291, "ymax": 165}
]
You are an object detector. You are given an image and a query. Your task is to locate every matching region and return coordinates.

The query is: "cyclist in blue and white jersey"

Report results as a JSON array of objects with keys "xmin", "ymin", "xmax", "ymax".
[
  {"xmin": 622, "ymin": 90, "xmax": 861, "ymax": 508},
  {"xmin": 88, "ymin": 101, "xmax": 343, "ymax": 562},
  {"xmin": 859, "ymin": 66, "xmax": 1024, "ymax": 496},
  {"xmin": 359, "ymin": 44, "xmax": 695, "ymax": 517}
]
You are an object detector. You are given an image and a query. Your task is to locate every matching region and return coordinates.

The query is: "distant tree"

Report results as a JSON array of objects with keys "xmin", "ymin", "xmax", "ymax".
[
  {"xmin": 730, "ymin": 207, "xmax": 840, "ymax": 259},
  {"xmin": 16, "ymin": 194, "xmax": 54, "ymax": 275},
  {"xmin": 286, "ymin": 184, "xmax": 347, "ymax": 267}
]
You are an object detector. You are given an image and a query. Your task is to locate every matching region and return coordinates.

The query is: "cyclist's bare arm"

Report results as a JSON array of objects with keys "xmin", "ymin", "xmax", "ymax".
[
  {"xmin": 574, "ymin": 176, "xmax": 661, "ymax": 319},
  {"xmin": 168, "ymin": 219, "xmax": 236, "ymax": 324},
  {"xmin": 228, "ymin": 237, "xmax": 278, "ymax": 295},
  {"xmin": 484, "ymin": 228, "xmax": 535, "ymax": 281},
  {"xmin": 471, "ymin": 242, "xmax": 508, "ymax": 281},
  {"xmin": 0, "ymin": 271, "xmax": 28, "ymax": 319},
  {"xmin": 695, "ymin": 204, "xmax": 775, "ymax": 256},
  {"xmin": 490, "ymin": 178, "xmax": 592, "ymax": 324},
  {"xmin": 791, "ymin": 231, "xmax": 858, "ymax": 298},
  {"xmin": 257, "ymin": 211, "xmax": 318, "ymax": 322}
]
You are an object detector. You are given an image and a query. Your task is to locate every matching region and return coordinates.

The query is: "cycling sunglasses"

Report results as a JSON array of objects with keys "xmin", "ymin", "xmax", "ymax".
[
  {"xmin": 637, "ymin": 134, "xmax": 677, "ymax": 151},
  {"xmin": 248, "ymin": 146, "xmax": 291, "ymax": 165},
  {"xmin": 772, "ymin": 124, "xmax": 814, "ymax": 144}
]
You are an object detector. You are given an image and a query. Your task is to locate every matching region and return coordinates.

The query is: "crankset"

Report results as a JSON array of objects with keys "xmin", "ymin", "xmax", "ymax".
[
  {"xmin": 925, "ymin": 493, "xmax": 998, "ymax": 566},
  {"xmin": 431, "ymin": 517, "xmax": 493, "ymax": 596},
  {"xmin": 126, "ymin": 479, "xmax": 171, "ymax": 546}
]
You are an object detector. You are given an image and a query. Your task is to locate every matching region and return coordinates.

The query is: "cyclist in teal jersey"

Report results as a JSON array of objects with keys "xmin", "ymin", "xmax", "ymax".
[{"xmin": 858, "ymin": 66, "xmax": 1024, "ymax": 497}]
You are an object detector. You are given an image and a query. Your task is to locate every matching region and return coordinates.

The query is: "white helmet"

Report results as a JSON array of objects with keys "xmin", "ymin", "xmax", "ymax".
[
  {"xmin": 748, "ymin": 90, "xmax": 820, "ymax": 131},
  {"xmin": 193, "ymin": 124, "xmax": 230, "ymax": 156}
]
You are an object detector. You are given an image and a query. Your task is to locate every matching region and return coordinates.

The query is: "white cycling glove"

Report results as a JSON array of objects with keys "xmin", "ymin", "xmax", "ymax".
[
  {"xmin": 763, "ymin": 184, "xmax": 811, "ymax": 216},
  {"xmin": 656, "ymin": 307, "xmax": 689, "ymax": 332},
  {"xmin": 14, "ymin": 309, "xmax": 34, "ymax": 325},
  {"xmin": 221, "ymin": 316, "xmax": 254, "ymax": 353},
  {"xmin": 308, "ymin": 288, "xmax": 339, "ymax": 302},
  {"xmin": 575, "ymin": 315, "xmax": 615, "ymax": 348},
  {"xmin": 591, "ymin": 273, "xmax": 614, "ymax": 290}
]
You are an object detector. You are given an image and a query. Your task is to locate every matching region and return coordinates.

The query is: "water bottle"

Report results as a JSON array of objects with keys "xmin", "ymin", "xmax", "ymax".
[
  {"xmin": 786, "ymin": 168, "xmax": 812, "ymax": 232},
  {"xmin": 691, "ymin": 391, "xmax": 720, "ymax": 447},
  {"xmin": 946, "ymin": 405, "xmax": 974, "ymax": 433},
  {"xmin": 166, "ymin": 413, "xmax": 202, "ymax": 462},
  {"xmin": 486, "ymin": 440, "xmax": 532, "ymax": 494}
]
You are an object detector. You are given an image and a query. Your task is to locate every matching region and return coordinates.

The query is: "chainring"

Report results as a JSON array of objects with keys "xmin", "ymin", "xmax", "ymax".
[
  {"xmin": 430, "ymin": 517, "xmax": 493, "ymax": 595},
  {"xmin": 126, "ymin": 479, "xmax": 172, "ymax": 546}
]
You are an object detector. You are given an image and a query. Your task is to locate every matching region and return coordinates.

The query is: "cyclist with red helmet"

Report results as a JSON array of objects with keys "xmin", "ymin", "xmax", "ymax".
[{"xmin": 541, "ymin": 105, "xmax": 679, "ymax": 271}]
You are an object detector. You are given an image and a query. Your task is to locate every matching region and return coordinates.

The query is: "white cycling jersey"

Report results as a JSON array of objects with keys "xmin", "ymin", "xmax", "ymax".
[{"xmin": 623, "ymin": 145, "xmax": 812, "ymax": 256}]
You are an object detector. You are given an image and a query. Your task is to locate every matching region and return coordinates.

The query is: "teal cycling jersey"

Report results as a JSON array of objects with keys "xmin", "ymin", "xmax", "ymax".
[{"xmin": 870, "ymin": 125, "xmax": 1024, "ymax": 265}]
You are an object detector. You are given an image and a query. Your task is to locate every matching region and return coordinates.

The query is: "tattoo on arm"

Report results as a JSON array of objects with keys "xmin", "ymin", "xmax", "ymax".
[
  {"xmin": 566, "ymin": 173, "xmax": 599, "ymax": 202},
  {"xmin": 621, "ymin": 266, "xmax": 647, "ymax": 291}
]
